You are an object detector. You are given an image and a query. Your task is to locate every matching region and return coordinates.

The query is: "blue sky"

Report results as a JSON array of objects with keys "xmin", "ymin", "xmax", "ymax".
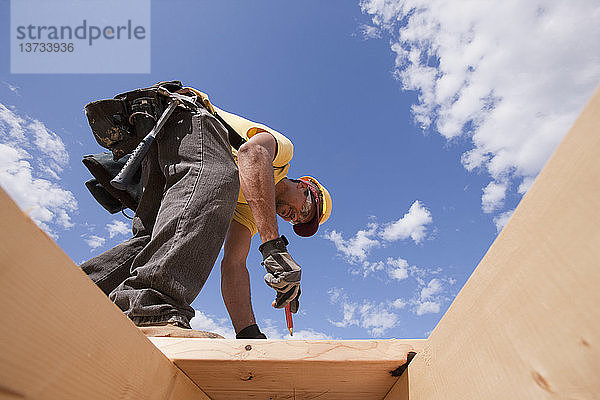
[{"xmin": 1, "ymin": 0, "xmax": 599, "ymax": 339}]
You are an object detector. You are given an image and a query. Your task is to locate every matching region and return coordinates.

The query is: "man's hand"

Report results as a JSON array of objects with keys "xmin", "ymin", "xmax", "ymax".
[
  {"xmin": 272, "ymin": 286, "xmax": 300, "ymax": 313},
  {"xmin": 259, "ymin": 235, "xmax": 301, "ymax": 312}
]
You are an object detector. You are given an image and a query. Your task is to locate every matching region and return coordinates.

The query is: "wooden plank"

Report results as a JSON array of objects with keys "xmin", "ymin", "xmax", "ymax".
[
  {"xmin": 151, "ymin": 338, "xmax": 423, "ymax": 399},
  {"xmin": 406, "ymin": 87, "xmax": 600, "ymax": 398},
  {"xmin": 383, "ymin": 373, "xmax": 408, "ymax": 400},
  {"xmin": 383, "ymin": 352, "xmax": 415, "ymax": 400},
  {"xmin": 0, "ymin": 189, "xmax": 210, "ymax": 400}
]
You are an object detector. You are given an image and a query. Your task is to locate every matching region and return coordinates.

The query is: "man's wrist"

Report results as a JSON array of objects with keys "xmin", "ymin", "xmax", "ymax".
[
  {"xmin": 260, "ymin": 232, "xmax": 280, "ymax": 243},
  {"xmin": 259, "ymin": 235, "xmax": 289, "ymax": 259}
]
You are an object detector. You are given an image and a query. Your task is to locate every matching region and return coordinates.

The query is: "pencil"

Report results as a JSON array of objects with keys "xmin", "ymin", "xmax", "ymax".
[{"xmin": 285, "ymin": 303, "xmax": 293, "ymax": 336}]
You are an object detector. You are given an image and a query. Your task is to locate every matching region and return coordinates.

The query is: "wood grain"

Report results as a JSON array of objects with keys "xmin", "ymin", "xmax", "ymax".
[
  {"xmin": 383, "ymin": 373, "xmax": 409, "ymax": 400},
  {"xmin": 406, "ymin": 87, "xmax": 600, "ymax": 398},
  {"xmin": 0, "ymin": 189, "xmax": 209, "ymax": 400},
  {"xmin": 151, "ymin": 338, "xmax": 423, "ymax": 399}
]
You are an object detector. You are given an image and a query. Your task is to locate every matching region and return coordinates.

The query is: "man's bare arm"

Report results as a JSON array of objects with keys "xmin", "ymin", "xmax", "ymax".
[
  {"xmin": 236, "ymin": 132, "xmax": 279, "ymax": 243},
  {"xmin": 237, "ymin": 132, "xmax": 301, "ymax": 311},
  {"xmin": 221, "ymin": 221, "xmax": 256, "ymax": 333}
]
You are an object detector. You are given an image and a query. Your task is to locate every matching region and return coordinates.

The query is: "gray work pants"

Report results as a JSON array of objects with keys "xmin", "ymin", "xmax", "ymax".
[{"xmin": 81, "ymin": 106, "xmax": 239, "ymax": 328}]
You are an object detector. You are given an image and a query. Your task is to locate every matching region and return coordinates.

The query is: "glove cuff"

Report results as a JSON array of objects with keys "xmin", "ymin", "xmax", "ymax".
[{"xmin": 259, "ymin": 235, "xmax": 289, "ymax": 259}]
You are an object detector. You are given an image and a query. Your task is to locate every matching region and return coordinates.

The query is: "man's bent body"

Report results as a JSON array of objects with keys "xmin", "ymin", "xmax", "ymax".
[{"xmin": 82, "ymin": 85, "xmax": 332, "ymax": 338}]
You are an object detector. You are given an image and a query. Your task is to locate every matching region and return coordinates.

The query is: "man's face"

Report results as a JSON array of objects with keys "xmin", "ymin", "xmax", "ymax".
[{"xmin": 276, "ymin": 181, "xmax": 316, "ymax": 225}]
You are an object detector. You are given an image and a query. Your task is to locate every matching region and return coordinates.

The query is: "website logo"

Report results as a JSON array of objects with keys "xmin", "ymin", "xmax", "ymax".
[{"xmin": 11, "ymin": 0, "xmax": 150, "ymax": 74}]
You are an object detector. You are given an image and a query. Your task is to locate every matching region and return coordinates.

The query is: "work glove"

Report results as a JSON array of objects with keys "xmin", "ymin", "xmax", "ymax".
[{"xmin": 259, "ymin": 235, "xmax": 301, "ymax": 313}]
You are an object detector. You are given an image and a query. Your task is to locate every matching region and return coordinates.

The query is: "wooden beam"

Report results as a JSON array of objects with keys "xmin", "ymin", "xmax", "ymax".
[
  {"xmin": 0, "ymin": 189, "xmax": 210, "ymax": 400},
  {"xmin": 151, "ymin": 337, "xmax": 423, "ymax": 399},
  {"xmin": 405, "ymin": 87, "xmax": 600, "ymax": 398},
  {"xmin": 383, "ymin": 373, "xmax": 408, "ymax": 400}
]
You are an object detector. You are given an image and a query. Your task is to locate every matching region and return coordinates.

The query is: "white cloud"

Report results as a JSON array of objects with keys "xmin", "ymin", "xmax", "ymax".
[
  {"xmin": 359, "ymin": 23, "xmax": 381, "ymax": 39},
  {"xmin": 106, "ymin": 219, "xmax": 130, "ymax": 238},
  {"xmin": 325, "ymin": 201, "xmax": 434, "ymax": 269},
  {"xmin": 328, "ymin": 288, "xmax": 401, "ymax": 337},
  {"xmin": 410, "ymin": 277, "xmax": 453, "ymax": 315},
  {"xmin": 190, "ymin": 311, "xmax": 333, "ymax": 340},
  {"xmin": 324, "ymin": 223, "xmax": 380, "ymax": 263},
  {"xmin": 328, "ymin": 287, "xmax": 344, "ymax": 303},
  {"xmin": 190, "ymin": 310, "xmax": 236, "ymax": 338},
  {"xmin": 260, "ymin": 319, "xmax": 286, "ymax": 339},
  {"xmin": 517, "ymin": 176, "xmax": 536, "ymax": 195},
  {"xmin": 260, "ymin": 318, "xmax": 333, "ymax": 340},
  {"xmin": 380, "ymin": 200, "xmax": 433, "ymax": 243},
  {"xmin": 325, "ymin": 210, "xmax": 441, "ymax": 284},
  {"xmin": 328, "ymin": 271, "xmax": 452, "ymax": 333},
  {"xmin": 352, "ymin": 256, "xmax": 414, "ymax": 280},
  {"xmin": 415, "ymin": 301, "xmax": 441, "ymax": 315},
  {"xmin": 387, "ymin": 257, "xmax": 409, "ymax": 281},
  {"xmin": 29, "ymin": 120, "xmax": 68, "ymax": 174},
  {"xmin": 329, "ymin": 300, "xmax": 359, "ymax": 328},
  {"xmin": 328, "ymin": 288, "xmax": 360, "ymax": 329},
  {"xmin": 84, "ymin": 235, "xmax": 106, "ymax": 250},
  {"xmin": 290, "ymin": 329, "xmax": 334, "ymax": 340},
  {"xmin": 0, "ymin": 103, "xmax": 76, "ymax": 238},
  {"xmin": 3, "ymin": 82, "xmax": 20, "ymax": 95},
  {"xmin": 361, "ymin": 260, "xmax": 385, "ymax": 277},
  {"xmin": 0, "ymin": 103, "xmax": 25, "ymax": 140},
  {"xmin": 361, "ymin": 0, "xmax": 600, "ymax": 217},
  {"xmin": 493, "ymin": 208, "xmax": 515, "ymax": 232},
  {"xmin": 481, "ymin": 181, "xmax": 507, "ymax": 214},
  {"xmin": 420, "ymin": 278, "xmax": 442, "ymax": 300},
  {"xmin": 359, "ymin": 302, "xmax": 399, "ymax": 337},
  {"xmin": 408, "ymin": 265, "xmax": 426, "ymax": 286},
  {"xmin": 391, "ymin": 298, "xmax": 406, "ymax": 309}
]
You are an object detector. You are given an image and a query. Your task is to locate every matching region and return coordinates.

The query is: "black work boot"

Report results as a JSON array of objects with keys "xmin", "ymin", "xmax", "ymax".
[{"xmin": 236, "ymin": 323, "xmax": 267, "ymax": 339}]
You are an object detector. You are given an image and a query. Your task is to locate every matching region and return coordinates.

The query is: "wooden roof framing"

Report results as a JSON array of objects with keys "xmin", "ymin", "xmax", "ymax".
[
  {"xmin": 150, "ymin": 338, "xmax": 422, "ymax": 399},
  {"xmin": 1, "ymin": 86, "xmax": 599, "ymax": 399}
]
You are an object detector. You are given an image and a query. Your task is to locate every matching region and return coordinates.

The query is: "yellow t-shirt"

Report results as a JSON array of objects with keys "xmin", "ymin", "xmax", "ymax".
[{"xmin": 187, "ymin": 88, "xmax": 293, "ymax": 236}]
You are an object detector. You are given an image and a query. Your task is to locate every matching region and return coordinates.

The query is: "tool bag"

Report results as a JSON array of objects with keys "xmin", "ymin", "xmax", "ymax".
[
  {"xmin": 82, "ymin": 81, "xmax": 247, "ymax": 214},
  {"xmin": 83, "ymin": 81, "xmax": 183, "ymax": 213},
  {"xmin": 85, "ymin": 80, "xmax": 183, "ymax": 161},
  {"xmin": 82, "ymin": 152, "xmax": 142, "ymax": 214}
]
